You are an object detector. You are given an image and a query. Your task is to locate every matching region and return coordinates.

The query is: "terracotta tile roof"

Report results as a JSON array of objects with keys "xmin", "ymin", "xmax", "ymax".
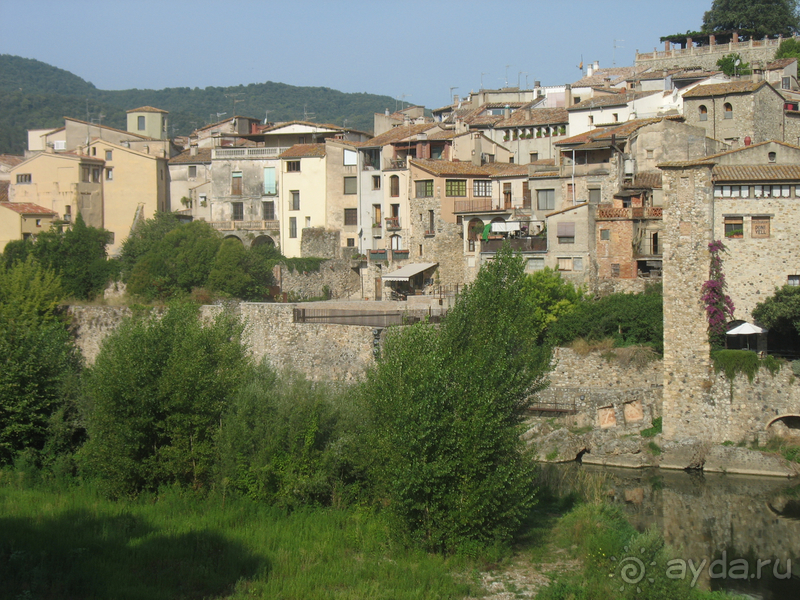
[
  {"xmin": 658, "ymin": 140, "xmax": 800, "ymax": 168},
  {"xmin": 279, "ymin": 143, "xmax": 327, "ymax": 158},
  {"xmin": 0, "ymin": 154, "xmax": 25, "ymax": 168},
  {"xmin": 0, "ymin": 202, "xmax": 56, "ymax": 215},
  {"xmin": 489, "ymin": 165, "xmax": 529, "ymax": 178},
  {"xmin": 568, "ymin": 91, "xmax": 659, "ymax": 111},
  {"xmin": 362, "ymin": 123, "xmax": 440, "ymax": 147},
  {"xmin": 671, "ymin": 69, "xmax": 721, "ymax": 81},
  {"xmin": 126, "ymin": 106, "xmax": 168, "ymax": 113},
  {"xmin": 64, "ymin": 117, "xmax": 153, "ymax": 140},
  {"xmin": 530, "ymin": 170, "xmax": 559, "ymax": 178},
  {"xmin": 624, "ymin": 171, "xmax": 663, "ymax": 189},
  {"xmin": 530, "ymin": 158, "xmax": 556, "ymax": 166},
  {"xmin": 713, "ymin": 164, "xmax": 800, "ymax": 182},
  {"xmin": 465, "ymin": 115, "xmax": 504, "ymax": 127},
  {"xmin": 556, "ymin": 117, "xmax": 679, "ymax": 148},
  {"xmin": 426, "ymin": 130, "xmax": 460, "ymax": 140},
  {"xmin": 411, "ymin": 159, "xmax": 522, "ymax": 178},
  {"xmin": 0, "ymin": 181, "xmax": 8, "ymax": 202},
  {"xmin": 766, "ymin": 58, "xmax": 797, "ymax": 70},
  {"xmin": 169, "ymin": 148, "xmax": 212, "ymax": 164},
  {"xmin": 495, "ymin": 107, "xmax": 569, "ymax": 127},
  {"xmin": 682, "ymin": 80, "xmax": 770, "ymax": 98}
]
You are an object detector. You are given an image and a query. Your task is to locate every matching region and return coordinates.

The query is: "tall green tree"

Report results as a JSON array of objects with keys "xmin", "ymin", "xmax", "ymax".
[
  {"xmin": 364, "ymin": 245, "xmax": 551, "ymax": 553},
  {"xmin": 0, "ymin": 258, "xmax": 81, "ymax": 465},
  {"xmin": 775, "ymin": 37, "xmax": 800, "ymax": 58},
  {"xmin": 79, "ymin": 303, "xmax": 251, "ymax": 497},
  {"xmin": 752, "ymin": 284, "xmax": 800, "ymax": 335},
  {"xmin": 703, "ymin": 0, "xmax": 800, "ymax": 38},
  {"xmin": 716, "ymin": 53, "xmax": 752, "ymax": 76}
]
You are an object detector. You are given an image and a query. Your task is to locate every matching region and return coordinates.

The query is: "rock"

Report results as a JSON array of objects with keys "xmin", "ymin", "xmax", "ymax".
[
  {"xmin": 532, "ymin": 428, "xmax": 588, "ymax": 463},
  {"xmin": 590, "ymin": 436, "xmax": 641, "ymax": 457},
  {"xmin": 704, "ymin": 445, "xmax": 797, "ymax": 477},
  {"xmin": 659, "ymin": 438, "xmax": 709, "ymax": 471},
  {"xmin": 581, "ymin": 452, "xmax": 650, "ymax": 469}
]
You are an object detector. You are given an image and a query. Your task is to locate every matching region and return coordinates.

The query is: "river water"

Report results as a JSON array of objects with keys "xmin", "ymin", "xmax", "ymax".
[{"xmin": 576, "ymin": 465, "xmax": 800, "ymax": 599}]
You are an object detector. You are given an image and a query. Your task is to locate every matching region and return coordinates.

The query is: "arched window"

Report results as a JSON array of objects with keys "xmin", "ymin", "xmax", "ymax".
[
  {"xmin": 723, "ymin": 103, "xmax": 733, "ymax": 119},
  {"xmin": 467, "ymin": 217, "xmax": 484, "ymax": 252},
  {"xmin": 390, "ymin": 175, "xmax": 399, "ymax": 197},
  {"xmin": 699, "ymin": 105, "xmax": 708, "ymax": 121},
  {"xmin": 391, "ymin": 234, "xmax": 402, "ymax": 250}
]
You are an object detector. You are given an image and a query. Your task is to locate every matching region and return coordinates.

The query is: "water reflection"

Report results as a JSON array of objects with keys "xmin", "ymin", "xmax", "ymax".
[{"xmin": 581, "ymin": 465, "xmax": 800, "ymax": 599}]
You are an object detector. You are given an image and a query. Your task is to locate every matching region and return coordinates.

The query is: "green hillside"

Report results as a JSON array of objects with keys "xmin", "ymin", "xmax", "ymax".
[{"xmin": 0, "ymin": 55, "xmax": 396, "ymax": 154}]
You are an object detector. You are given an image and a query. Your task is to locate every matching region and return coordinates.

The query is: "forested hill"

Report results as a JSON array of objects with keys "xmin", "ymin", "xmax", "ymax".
[{"xmin": 0, "ymin": 55, "xmax": 397, "ymax": 154}]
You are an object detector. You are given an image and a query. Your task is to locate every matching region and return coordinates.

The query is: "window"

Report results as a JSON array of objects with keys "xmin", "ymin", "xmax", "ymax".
[
  {"xmin": 106, "ymin": 168, "xmax": 113, "ymax": 181},
  {"xmin": 105, "ymin": 150, "xmax": 113, "ymax": 161},
  {"xmin": 415, "ymin": 180, "xmax": 433, "ymax": 197},
  {"xmin": 428, "ymin": 209, "xmax": 435, "ymax": 234},
  {"xmin": 347, "ymin": 237, "xmax": 355, "ymax": 247},
  {"xmin": 527, "ymin": 257, "xmax": 545, "ymax": 271},
  {"xmin": 305, "ymin": 216, "xmax": 311, "ymax": 228},
  {"xmin": 611, "ymin": 263, "xmax": 620, "ymax": 278},
  {"xmin": 537, "ymin": 189, "xmax": 555, "ymax": 211},
  {"xmin": 344, "ymin": 176, "xmax": 357, "ymax": 194},
  {"xmin": 588, "ymin": 115, "xmax": 594, "ymax": 126},
  {"xmin": 262, "ymin": 201, "xmax": 275, "ymax": 220},
  {"xmin": 557, "ymin": 257, "xmax": 573, "ymax": 271},
  {"xmin": 137, "ymin": 115, "xmax": 145, "ymax": 130},
  {"xmin": 751, "ymin": 216, "xmax": 770, "ymax": 238},
  {"xmin": 291, "ymin": 191, "xmax": 300, "ymax": 211},
  {"xmin": 390, "ymin": 175, "xmax": 400, "ymax": 197},
  {"xmin": 35, "ymin": 219, "xmax": 42, "ymax": 227},
  {"xmin": 372, "ymin": 175, "xmax": 381, "ymax": 190},
  {"xmin": 773, "ymin": 184, "xmax": 790, "ymax": 197},
  {"xmin": 92, "ymin": 147, "xmax": 96, "ymax": 156},
  {"xmin": 600, "ymin": 229, "xmax": 610, "ymax": 241},
  {"xmin": 445, "ymin": 179, "xmax": 467, "ymax": 197},
  {"xmin": 344, "ymin": 208, "xmax": 358, "ymax": 226},
  {"xmin": 188, "ymin": 165, "xmax": 197, "ymax": 178},
  {"xmin": 199, "ymin": 194, "xmax": 207, "ymax": 206},
  {"xmin": 646, "ymin": 149, "xmax": 654, "ymax": 159},
  {"xmin": 231, "ymin": 171, "xmax": 242, "ymax": 195},
  {"xmin": 289, "ymin": 217, "xmax": 297, "ymax": 238},
  {"xmin": 373, "ymin": 204, "xmax": 382, "ymax": 225},
  {"xmin": 699, "ymin": 105, "xmax": 708, "ymax": 121},
  {"xmin": 612, "ymin": 113, "xmax": 618, "ymax": 122},
  {"xmin": 788, "ymin": 275, "xmax": 800, "ymax": 286},
  {"xmin": 723, "ymin": 103, "xmax": 733, "ymax": 119},
  {"xmin": 286, "ymin": 160, "xmax": 300, "ymax": 172},
  {"xmin": 343, "ymin": 149, "xmax": 357, "ymax": 166},
  {"xmin": 264, "ymin": 167, "xmax": 276, "ymax": 195},
  {"xmin": 530, "ymin": 152, "xmax": 539, "ymax": 162},
  {"xmin": 473, "ymin": 180, "xmax": 492, "ymax": 197},
  {"xmin": 557, "ymin": 222, "xmax": 575, "ymax": 244},
  {"xmin": 573, "ymin": 257, "xmax": 584, "ymax": 271},
  {"xmin": 53, "ymin": 140, "xmax": 66, "ymax": 151},
  {"xmin": 589, "ymin": 188, "xmax": 601, "ymax": 204},
  {"xmin": 16, "ymin": 173, "xmax": 31, "ymax": 184},
  {"xmin": 768, "ymin": 152, "xmax": 777, "ymax": 163},
  {"xmin": 92, "ymin": 168, "xmax": 101, "ymax": 183},
  {"xmin": 82, "ymin": 167, "xmax": 90, "ymax": 183},
  {"xmin": 232, "ymin": 202, "xmax": 244, "ymax": 221},
  {"xmin": 783, "ymin": 76, "xmax": 791, "ymax": 90},
  {"xmin": 724, "ymin": 216, "xmax": 743, "ymax": 238}
]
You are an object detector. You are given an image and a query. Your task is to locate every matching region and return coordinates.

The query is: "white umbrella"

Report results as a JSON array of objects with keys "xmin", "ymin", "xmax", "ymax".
[{"xmin": 726, "ymin": 323, "xmax": 767, "ymax": 335}]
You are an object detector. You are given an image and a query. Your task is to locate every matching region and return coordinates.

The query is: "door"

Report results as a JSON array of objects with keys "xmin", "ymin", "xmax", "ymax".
[{"xmin": 374, "ymin": 277, "xmax": 382, "ymax": 301}]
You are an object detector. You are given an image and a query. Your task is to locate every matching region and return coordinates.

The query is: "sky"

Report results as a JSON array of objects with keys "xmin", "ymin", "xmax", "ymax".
[{"xmin": 0, "ymin": 0, "xmax": 710, "ymax": 110}]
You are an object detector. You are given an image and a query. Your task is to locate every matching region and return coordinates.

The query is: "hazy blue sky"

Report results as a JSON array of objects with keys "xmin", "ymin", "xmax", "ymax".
[{"xmin": 1, "ymin": 0, "xmax": 709, "ymax": 109}]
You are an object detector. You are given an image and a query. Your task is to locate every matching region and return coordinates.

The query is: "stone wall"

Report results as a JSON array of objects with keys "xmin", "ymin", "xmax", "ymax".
[
  {"xmin": 300, "ymin": 227, "xmax": 340, "ymax": 259},
  {"xmin": 276, "ymin": 258, "xmax": 361, "ymax": 301},
  {"xmin": 635, "ymin": 42, "xmax": 782, "ymax": 72}
]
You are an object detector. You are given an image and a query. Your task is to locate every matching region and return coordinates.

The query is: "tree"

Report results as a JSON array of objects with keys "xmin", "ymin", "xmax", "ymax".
[
  {"xmin": 703, "ymin": 0, "xmax": 800, "ymax": 39},
  {"xmin": 716, "ymin": 53, "xmax": 752, "ymax": 76},
  {"xmin": 207, "ymin": 239, "xmax": 275, "ymax": 301},
  {"xmin": 752, "ymin": 284, "xmax": 800, "ymax": 335},
  {"xmin": 118, "ymin": 211, "xmax": 181, "ymax": 280},
  {"xmin": 79, "ymin": 303, "xmax": 251, "ymax": 497},
  {"xmin": 775, "ymin": 37, "xmax": 800, "ymax": 59},
  {"xmin": 363, "ymin": 245, "xmax": 551, "ymax": 552},
  {"xmin": 0, "ymin": 258, "xmax": 81, "ymax": 465}
]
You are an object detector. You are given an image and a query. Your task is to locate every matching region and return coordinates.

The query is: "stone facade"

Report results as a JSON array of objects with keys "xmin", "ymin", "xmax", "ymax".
[
  {"xmin": 300, "ymin": 227, "xmax": 340, "ymax": 259},
  {"xmin": 635, "ymin": 39, "xmax": 787, "ymax": 72},
  {"xmin": 276, "ymin": 258, "xmax": 361, "ymax": 301}
]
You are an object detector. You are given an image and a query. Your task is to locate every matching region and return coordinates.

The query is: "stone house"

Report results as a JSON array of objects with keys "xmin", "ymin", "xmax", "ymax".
[
  {"xmin": 168, "ymin": 147, "xmax": 212, "ymax": 220},
  {"xmin": 681, "ymin": 79, "xmax": 786, "ymax": 147},
  {"xmin": 0, "ymin": 201, "xmax": 56, "ymax": 253}
]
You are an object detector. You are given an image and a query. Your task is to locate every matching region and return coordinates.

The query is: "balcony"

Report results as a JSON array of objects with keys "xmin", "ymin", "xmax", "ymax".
[
  {"xmin": 212, "ymin": 147, "xmax": 288, "ymax": 159},
  {"xmin": 369, "ymin": 249, "xmax": 387, "ymax": 261},
  {"xmin": 372, "ymin": 223, "xmax": 382, "ymax": 237},
  {"xmin": 384, "ymin": 158, "xmax": 407, "ymax": 170},
  {"xmin": 209, "ymin": 220, "xmax": 280, "ymax": 231},
  {"xmin": 453, "ymin": 199, "xmax": 499, "ymax": 213},
  {"xmin": 481, "ymin": 237, "xmax": 547, "ymax": 253},
  {"xmin": 596, "ymin": 206, "xmax": 663, "ymax": 220},
  {"xmin": 634, "ymin": 240, "xmax": 662, "ymax": 258},
  {"xmin": 385, "ymin": 217, "xmax": 401, "ymax": 230},
  {"xmin": 392, "ymin": 249, "xmax": 409, "ymax": 260}
]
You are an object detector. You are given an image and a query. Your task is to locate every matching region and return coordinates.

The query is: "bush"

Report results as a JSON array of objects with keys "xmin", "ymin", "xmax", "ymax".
[
  {"xmin": 363, "ymin": 246, "xmax": 551, "ymax": 552},
  {"xmin": 79, "ymin": 303, "xmax": 252, "ymax": 497}
]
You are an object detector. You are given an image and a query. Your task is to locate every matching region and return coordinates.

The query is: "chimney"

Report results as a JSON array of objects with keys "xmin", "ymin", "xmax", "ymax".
[
  {"xmin": 504, "ymin": 104, "xmax": 510, "ymax": 119},
  {"xmin": 190, "ymin": 145, "xmax": 198, "ymax": 156},
  {"xmin": 385, "ymin": 108, "xmax": 390, "ymax": 116},
  {"xmin": 453, "ymin": 94, "xmax": 460, "ymax": 104},
  {"xmin": 526, "ymin": 108, "xmax": 532, "ymax": 120},
  {"xmin": 587, "ymin": 63, "xmax": 594, "ymax": 77},
  {"xmin": 594, "ymin": 60, "xmax": 599, "ymax": 71}
]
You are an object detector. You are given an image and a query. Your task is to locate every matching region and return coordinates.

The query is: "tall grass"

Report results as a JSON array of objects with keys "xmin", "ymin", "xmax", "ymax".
[{"xmin": 0, "ymin": 476, "xmax": 473, "ymax": 600}]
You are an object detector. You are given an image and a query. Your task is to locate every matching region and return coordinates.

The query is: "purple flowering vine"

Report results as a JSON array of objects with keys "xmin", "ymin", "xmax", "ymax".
[{"xmin": 701, "ymin": 240, "xmax": 735, "ymax": 347}]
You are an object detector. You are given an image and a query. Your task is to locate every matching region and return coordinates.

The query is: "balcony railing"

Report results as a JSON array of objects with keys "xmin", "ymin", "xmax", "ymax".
[
  {"xmin": 392, "ymin": 249, "xmax": 409, "ymax": 260},
  {"xmin": 369, "ymin": 249, "xmax": 387, "ymax": 261},
  {"xmin": 209, "ymin": 220, "xmax": 280, "ymax": 231},
  {"xmin": 385, "ymin": 217, "xmax": 401, "ymax": 230},
  {"xmin": 596, "ymin": 206, "xmax": 663, "ymax": 220},
  {"xmin": 481, "ymin": 237, "xmax": 547, "ymax": 253},
  {"xmin": 212, "ymin": 147, "xmax": 289, "ymax": 159},
  {"xmin": 453, "ymin": 199, "xmax": 497, "ymax": 213}
]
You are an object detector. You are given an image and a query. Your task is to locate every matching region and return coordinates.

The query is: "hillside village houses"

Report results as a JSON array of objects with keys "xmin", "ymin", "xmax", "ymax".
[{"xmin": 6, "ymin": 34, "xmax": 800, "ymax": 306}]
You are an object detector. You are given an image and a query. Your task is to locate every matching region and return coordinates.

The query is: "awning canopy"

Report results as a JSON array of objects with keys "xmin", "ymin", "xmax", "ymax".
[
  {"xmin": 727, "ymin": 322, "xmax": 767, "ymax": 335},
  {"xmin": 382, "ymin": 262, "xmax": 438, "ymax": 282},
  {"xmin": 492, "ymin": 222, "xmax": 521, "ymax": 232}
]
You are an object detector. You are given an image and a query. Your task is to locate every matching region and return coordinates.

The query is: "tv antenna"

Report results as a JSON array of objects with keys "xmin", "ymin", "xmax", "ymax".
[
  {"xmin": 613, "ymin": 40, "xmax": 624, "ymax": 66},
  {"xmin": 303, "ymin": 104, "xmax": 316, "ymax": 122},
  {"xmin": 396, "ymin": 93, "xmax": 410, "ymax": 111},
  {"xmin": 449, "ymin": 86, "xmax": 459, "ymax": 103},
  {"xmin": 481, "ymin": 72, "xmax": 489, "ymax": 90},
  {"xmin": 505, "ymin": 64, "xmax": 511, "ymax": 87},
  {"xmin": 224, "ymin": 93, "xmax": 244, "ymax": 116},
  {"xmin": 264, "ymin": 109, "xmax": 273, "ymax": 124}
]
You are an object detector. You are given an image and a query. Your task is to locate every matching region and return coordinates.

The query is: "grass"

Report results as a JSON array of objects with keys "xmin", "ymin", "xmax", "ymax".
[
  {"xmin": 0, "ymin": 476, "xmax": 473, "ymax": 600},
  {"xmin": 753, "ymin": 437, "xmax": 800, "ymax": 464},
  {"xmin": 640, "ymin": 416, "xmax": 662, "ymax": 438},
  {"xmin": 647, "ymin": 441, "xmax": 662, "ymax": 456}
]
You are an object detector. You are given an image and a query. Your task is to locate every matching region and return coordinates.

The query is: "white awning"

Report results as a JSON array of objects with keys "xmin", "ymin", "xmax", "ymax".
[
  {"xmin": 492, "ymin": 222, "xmax": 521, "ymax": 232},
  {"xmin": 382, "ymin": 262, "xmax": 438, "ymax": 282},
  {"xmin": 727, "ymin": 323, "xmax": 767, "ymax": 335}
]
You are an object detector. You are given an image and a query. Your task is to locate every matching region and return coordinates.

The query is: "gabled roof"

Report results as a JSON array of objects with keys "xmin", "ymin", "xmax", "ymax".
[
  {"xmin": 567, "ymin": 91, "xmax": 659, "ymax": 111},
  {"xmin": 0, "ymin": 181, "xmax": 8, "ymax": 202},
  {"xmin": 0, "ymin": 154, "xmax": 25, "ymax": 168},
  {"xmin": 681, "ymin": 79, "xmax": 772, "ymax": 98},
  {"xmin": 169, "ymin": 148, "xmax": 213, "ymax": 164},
  {"xmin": 714, "ymin": 165, "xmax": 800, "ymax": 181},
  {"xmin": 545, "ymin": 202, "xmax": 589, "ymax": 218},
  {"xmin": 658, "ymin": 140, "xmax": 800, "ymax": 168},
  {"xmin": 572, "ymin": 66, "xmax": 648, "ymax": 88},
  {"xmin": 410, "ymin": 159, "xmax": 523, "ymax": 178},
  {"xmin": 495, "ymin": 107, "xmax": 569, "ymax": 127},
  {"xmin": 126, "ymin": 106, "xmax": 168, "ymax": 113},
  {"xmin": 765, "ymin": 58, "xmax": 797, "ymax": 70},
  {"xmin": 0, "ymin": 202, "xmax": 56, "ymax": 215},
  {"xmin": 556, "ymin": 117, "xmax": 678, "ymax": 148},
  {"xmin": 624, "ymin": 171, "xmax": 663, "ymax": 189},
  {"xmin": 279, "ymin": 143, "xmax": 327, "ymax": 159},
  {"xmin": 63, "ymin": 117, "xmax": 154, "ymax": 140},
  {"xmin": 361, "ymin": 123, "xmax": 440, "ymax": 147}
]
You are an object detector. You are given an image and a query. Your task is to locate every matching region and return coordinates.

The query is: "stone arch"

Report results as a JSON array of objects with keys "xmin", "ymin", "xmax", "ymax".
[
  {"xmin": 766, "ymin": 414, "xmax": 800, "ymax": 440},
  {"xmin": 467, "ymin": 217, "xmax": 484, "ymax": 252},
  {"xmin": 251, "ymin": 235, "xmax": 276, "ymax": 249},
  {"xmin": 223, "ymin": 234, "xmax": 244, "ymax": 245}
]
